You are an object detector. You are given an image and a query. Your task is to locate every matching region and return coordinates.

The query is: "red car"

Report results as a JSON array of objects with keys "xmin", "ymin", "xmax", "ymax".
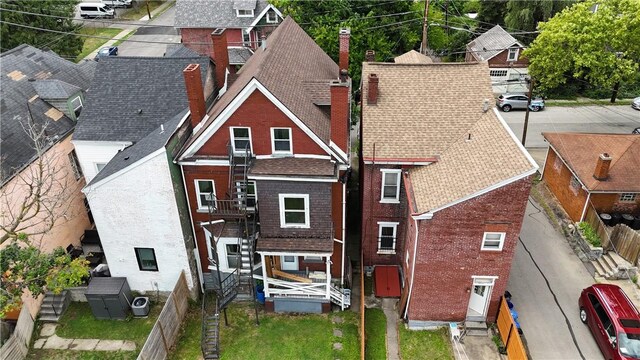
[{"xmin": 579, "ymin": 284, "xmax": 640, "ymax": 359}]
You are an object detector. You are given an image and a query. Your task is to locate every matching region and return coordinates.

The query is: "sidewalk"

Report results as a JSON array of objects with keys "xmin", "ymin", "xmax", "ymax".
[{"xmin": 33, "ymin": 323, "xmax": 136, "ymax": 352}]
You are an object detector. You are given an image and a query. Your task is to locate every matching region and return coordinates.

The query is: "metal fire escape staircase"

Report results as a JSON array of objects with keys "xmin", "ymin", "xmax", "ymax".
[{"xmin": 201, "ymin": 144, "xmax": 259, "ymax": 359}]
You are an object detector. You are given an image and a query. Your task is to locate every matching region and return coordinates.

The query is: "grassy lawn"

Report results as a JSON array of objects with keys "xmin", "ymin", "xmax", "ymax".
[
  {"xmin": 545, "ymin": 98, "xmax": 633, "ymax": 107},
  {"xmin": 364, "ymin": 308, "xmax": 386, "ymax": 360},
  {"xmin": 27, "ymin": 349, "xmax": 138, "ymax": 360},
  {"xmin": 398, "ymin": 326, "xmax": 453, "ymax": 360},
  {"xmin": 170, "ymin": 303, "xmax": 360, "ymax": 360},
  {"xmin": 75, "ymin": 27, "xmax": 122, "ymax": 62},
  {"xmin": 118, "ymin": 1, "xmax": 166, "ymax": 20}
]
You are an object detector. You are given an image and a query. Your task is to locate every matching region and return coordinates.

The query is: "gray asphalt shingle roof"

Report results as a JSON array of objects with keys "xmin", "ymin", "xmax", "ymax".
[
  {"xmin": 467, "ymin": 25, "xmax": 521, "ymax": 61},
  {"xmin": 32, "ymin": 79, "xmax": 82, "ymax": 99},
  {"xmin": 1, "ymin": 44, "xmax": 95, "ymax": 183},
  {"xmin": 73, "ymin": 55, "xmax": 210, "ymax": 142},
  {"xmin": 175, "ymin": 0, "xmax": 269, "ymax": 28},
  {"xmin": 228, "ymin": 47, "xmax": 253, "ymax": 64}
]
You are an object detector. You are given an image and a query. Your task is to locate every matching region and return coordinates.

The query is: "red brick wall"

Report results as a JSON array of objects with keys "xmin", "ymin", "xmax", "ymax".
[
  {"xmin": 488, "ymin": 48, "xmax": 529, "ymax": 68},
  {"xmin": 195, "ymin": 91, "xmax": 326, "ymax": 157},
  {"xmin": 361, "ymin": 164, "xmax": 408, "ymax": 266},
  {"xmin": 181, "ymin": 28, "xmax": 246, "ymax": 56},
  {"xmin": 543, "ymin": 149, "xmax": 588, "ymax": 222},
  {"xmin": 591, "ymin": 193, "xmax": 640, "ymax": 215},
  {"xmin": 406, "ymin": 176, "xmax": 533, "ymax": 323}
]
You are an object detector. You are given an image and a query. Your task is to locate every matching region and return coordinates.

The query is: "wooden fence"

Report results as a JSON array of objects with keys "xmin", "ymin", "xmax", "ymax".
[
  {"xmin": 137, "ymin": 271, "xmax": 190, "ymax": 360},
  {"xmin": 496, "ymin": 297, "xmax": 527, "ymax": 360},
  {"xmin": 0, "ymin": 306, "xmax": 35, "ymax": 360},
  {"xmin": 609, "ymin": 224, "xmax": 640, "ymax": 266},
  {"xmin": 584, "ymin": 205, "xmax": 612, "ymax": 248}
]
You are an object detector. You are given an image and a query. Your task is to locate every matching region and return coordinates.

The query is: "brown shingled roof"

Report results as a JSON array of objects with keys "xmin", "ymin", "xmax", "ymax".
[
  {"xmin": 543, "ymin": 133, "xmax": 640, "ymax": 192},
  {"xmin": 257, "ymin": 237, "xmax": 333, "ymax": 253},
  {"xmin": 249, "ymin": 157, "xmax": 336, "ymax": 177},
  {"xmin": 182, "ymin": 17, "xmax": 339, "ymax": 153},
  {"xmin": 394, "ymin": 50, "xmax": 433, "ymax": 64}
]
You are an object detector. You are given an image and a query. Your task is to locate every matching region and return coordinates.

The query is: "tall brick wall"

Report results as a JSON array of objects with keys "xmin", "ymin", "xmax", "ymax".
[
  {"xmin": 406, "ymin": 176, "xmax": 533, "ymax": 323},
  {"xmin": 543, "ymin": 149, "xmax": 588, "ymax": 222}
]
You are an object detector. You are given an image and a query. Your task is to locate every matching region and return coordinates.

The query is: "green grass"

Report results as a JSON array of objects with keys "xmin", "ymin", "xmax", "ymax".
[
  {"xmin": 364, "ymin": 276, "xmax": 373, "ymax": 296},
  {"xmin": 169, "ymin": 303, "xmax": 360, "ymax": 360},
  {"xmin": 56, "ymin": 302, "xmax": 160, "ymax": 348},
  {"xmin": 75, "ymin": 27, "xmax": 123, "ymax": 62},
  {"xmin": 364, "ymin": 308, "xmax": 386, "ymax": 360},
  {"xmin": 398, "ymin": 326, "xmax": 453, "ymax": 360},
  {"xmin": 27, "ymin": 349, "xmax": 138, "ymax": 360},
  {"xmin": 118, "ymin": 1, "xmax": 165, "ymax": 20},
  {"xmin": 545, "ymin": 99, "xmax": 633, "ymax": 107}
]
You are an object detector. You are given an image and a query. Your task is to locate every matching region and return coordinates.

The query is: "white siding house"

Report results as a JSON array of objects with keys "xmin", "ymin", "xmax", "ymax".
[{"xmin": 72, "ymin": 140, "xmax": 131, "ymax": 182}]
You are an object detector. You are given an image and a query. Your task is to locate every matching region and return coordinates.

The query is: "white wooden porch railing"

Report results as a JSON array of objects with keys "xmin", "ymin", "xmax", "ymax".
[{"xmin": 266, "ymin": 278, "xmax": 327, "ymax": 298}]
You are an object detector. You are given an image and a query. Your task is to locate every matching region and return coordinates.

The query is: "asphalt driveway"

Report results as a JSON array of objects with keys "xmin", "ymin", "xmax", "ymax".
[{"xmin": 508, "ymin": 200, "xmax": 603, "ymax": 360}]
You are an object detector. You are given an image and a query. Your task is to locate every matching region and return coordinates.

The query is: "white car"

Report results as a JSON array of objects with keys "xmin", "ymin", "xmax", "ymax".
[{"xmin": 632, "ymin": 97, "xmax": 640, "ymax": 110}]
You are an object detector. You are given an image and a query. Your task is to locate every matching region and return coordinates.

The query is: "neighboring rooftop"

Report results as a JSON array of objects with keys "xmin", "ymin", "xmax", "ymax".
[
  {"xmin": 182, "ymin": 17, "xmax": 340, "ymax": 153},
  {"xmin": 543, "ymin": 132, "xmax": 640, "ymax": 192},
  {"xmin": 466, "ymin": 25, "xmax": 521, "ymax": 61},
  {"xmin": 32, "ymin": 79, "xmax": 83, "ymax": 99},
  {"xmin": 1, "ymin": 44, "xmax": 95, "ymax": 183},
  {"xmin": 394, "ymin": 50, "xmax": 432, "ymax": 64},
  {"xmin": 74, "ymin": 56, "xmax": 210, "ymax": 143},
  {"xmin": 249, "ymin": 158, "xmax": 336, "ymax": 177},
  {"xmin": 361, "ymin": 60, "xmax": 536, "ymax": 214},
  {"xmin": 175, "ymin": 0, "xmax": 270, "ymax": 28}
]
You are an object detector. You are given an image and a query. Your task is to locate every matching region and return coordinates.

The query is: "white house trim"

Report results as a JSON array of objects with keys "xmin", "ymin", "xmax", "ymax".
[
  {"xmin": 229, "ymin": 126, "xmax": 254, "ymax": 154},
  {"xmin": 194, "ymin": 179, "xmax": 216, "ymax": 211},
  {"xmin": 363, "ymin": 160, "xmax": 433, "ymax": 166},
  {"xmin": 83, "ymin": 148, "xmax": 165, "ymax": 192},
  {"xmin": 248, "ymin": 175, "xmax": 338, "ymax": 182},
  {"xmin": 177, "ymin": 159, "xmax": 231, "ymax": 166},
  {"xmin": 246, "ymin": 4, "xmax": 283, "ymax": 31},
  {"xmin": 270, "ymin": 127, "xmax": 293, "ymax": 155},
  {"xmin": 180, "ymin": 79, "xmax": 335, "ymax": 161},
  {"xmin": 329, "ymin": 141, "xmax": 348, "ymax": 164},
  {"xmin": 380, "ymin": 169, "xmax": 402, "ymax": 204},
  {"xmin": 493, "ymin": 108, "xmax": 538, "ymax": 170},
  {"xmin": 279, "ymin": 193, "xmax": 310, "ymax": 228},
  {"xmin": 257, "ymin": 251, "xmax": 332, "ymax": 257},
  {"xmin": 254, "ymin": 154, "xmax": 331, "ymax": 160}
]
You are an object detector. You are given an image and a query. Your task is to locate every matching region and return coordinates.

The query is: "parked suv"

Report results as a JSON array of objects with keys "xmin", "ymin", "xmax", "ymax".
[
  {"xmin": 579, "ymin": 284, "xmax": 640, "ymax": 359},
  {"xmin": 496, "ymin": 93, "xmax": 545, "ymax": 112}
]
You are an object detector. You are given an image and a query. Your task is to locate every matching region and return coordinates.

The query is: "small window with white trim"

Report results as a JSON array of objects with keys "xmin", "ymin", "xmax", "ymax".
[
  {"xmin": 508, "ymin": 47, "xmax": 519, "ymax": 61},
  {"xmin": 95, "ymin": 163, "xmax": 107, "ymax": 173},
  {"xmin": 271, "ymin": 128, "xmax": 292, "ymax": 154},
  {"xmin": 378, "ymin": 222, "xmax": 399, "ymax": 254},
  {"xmin": 195, "ymin": 179, "xmax": 216, "ymax": 210},
  {"xmin": 242, "ymin": 29, "xmax": 251, "ymax": 46},
  {"xmin": 236, "ymin": 9, "xmax": 254, "ymax": 17},
  {"xmin": 266, "ymin": 11, "xmax": 278, "ymax": 23},
  {"xmin": 70, "ymin": 96, "xmax": 83, "ymax": 118},
  {"xmin": 230, "ymin": 127, "xmax": 252, "ymax": 154},
  {"xmin": 481, "ymin": 232, "xmax": 505, "ymax": 251},
  {"xmin": 279, "ymin": 194, "xmax": 310, "ymax": 228},
  {"xmin": 620, "ymin": 193, "xmax": 637, "ymax": 202},
  {"xmin": 380, "ymin": 169, "xmax": 401, "ymax": 203}
]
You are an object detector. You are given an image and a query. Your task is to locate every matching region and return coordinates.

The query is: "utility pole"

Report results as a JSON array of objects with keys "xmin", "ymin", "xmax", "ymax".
[
  {"xmin": 146, "ymin": 0, "xmax": 151, "ymax": 19},
  {"xmin": 421, "ymin": 0, "xmax": 430, "ymax": 55},
  {"xmin": 522, "ymin": 78, "xmax": 535, "ymax": 146}
]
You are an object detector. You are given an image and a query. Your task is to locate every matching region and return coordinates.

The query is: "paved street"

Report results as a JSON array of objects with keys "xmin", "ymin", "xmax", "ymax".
[
  {"xmin": 117, "ymin": 6, "xmax": 179, "ymax": 57},
  {"xmin": 508, "ymin": 201, "xmax": 603, "ymax": 360},
  {"xmin": 500, "ymin": 105, "xmax": 640, "ymax": 148}
]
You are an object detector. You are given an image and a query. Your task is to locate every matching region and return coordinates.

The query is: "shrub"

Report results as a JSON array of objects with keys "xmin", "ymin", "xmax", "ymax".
[{"xmin": 578, "ymin": 222, "xmax": 602, "ymax": 247}]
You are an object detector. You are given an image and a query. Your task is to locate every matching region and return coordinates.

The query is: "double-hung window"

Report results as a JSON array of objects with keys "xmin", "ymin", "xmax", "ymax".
[
  {"xmin": 507, "ymin": 47, "xmax": 519, "ymax": 61},
  {"xmin": 230, "ymin": 127, "xmax": 252, "ymax": 154},
  {"xmin": 380, "ymin": 169, "xmax": 401, "ymax": 203},
  {"xmin": 481, "ymin": 232, "xmax": 505, "ymax": 251},
  {"xmin": 271, "ymin": 128, "xmax": 292, "ymax": 154},
  {"xmin": 279, "ymin": 194, "xmax": 310, "ymax": 228},
  {"xmin": 377, "ymin": 222, "xmax": 399, "ymax": 254},
  {"xmin": 70, "ymin": 96, "xmax": 83, "ymax": 118},
  {"xmin": 135, "ymin": 248, "xmax": 158, "ymax": 271},
  {"xmin": 195, "ymin": 179, "xmax": 216, "ymax": 211},
  {"xmin": 242, "ymin": 29, "xmax": 251, "ymax": 47}
]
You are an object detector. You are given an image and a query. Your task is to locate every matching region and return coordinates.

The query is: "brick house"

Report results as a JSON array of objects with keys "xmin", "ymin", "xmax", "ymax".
[
  {"xmin": 542, "ymin": 132, "xmax": 640, "ymax": 223},
  {"xmin": 360, "ymin": 51, "xmax": 538, "ymax": 328},
  {"xmin": 176, "ymin": 18, "xmax": 352, "ymax": 313},
  {"xmin": 175, "ymin": 0, "xmax": 282, "ymax": 70},
  {"xmin": 465, "ymin": 25, "xmax": 529, "ymax": 94}
]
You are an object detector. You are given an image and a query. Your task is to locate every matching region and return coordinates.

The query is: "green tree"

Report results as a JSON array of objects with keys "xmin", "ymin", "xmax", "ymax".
[
  {"xmin": 476, "ymin": 0, "xmax": 508, "ymax": 31},
  {"xmin": 524, "ymin": 0, "xmax": 640, "ymax": 102},
  {"xmin": 0, "ymin": 0, "xmax": 83, "ymax": 59},
  {"xmin": 0, "ymin": 240, "xmax": 89, "ymax": 316},
  {"xmin": 504, "ymin": 0, "xmax": 574, "ymax": 44}
]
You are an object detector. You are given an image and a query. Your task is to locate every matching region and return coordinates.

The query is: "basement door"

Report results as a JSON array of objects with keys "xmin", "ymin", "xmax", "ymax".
[
  {"xmin": 281, "ymin": 255, "xmax": 299, "ymax": 271},
  {"xmin": 467, "ymin": 276, "xmax": 496, "ymax": 320}
]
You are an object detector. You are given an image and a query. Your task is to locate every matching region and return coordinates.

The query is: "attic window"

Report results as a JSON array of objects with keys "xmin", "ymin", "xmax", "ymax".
[
  {"xmin": 508, "ymin": 47, "xmax": 519, "ymax": 61},
  {"xmin": 266, "ymin": 10, "xmax": 278, "ymax": 23},
  {"xmin": 71, "ymin": 96, "xmax": 83, "ymax": 118},
  {"xmin": 237, "ymin": 9, "xmax": 253, "ymax": 17}
]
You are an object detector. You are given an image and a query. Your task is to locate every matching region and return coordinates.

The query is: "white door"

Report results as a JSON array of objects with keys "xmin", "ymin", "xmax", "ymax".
[
  {"xmin": 467, "ymin": 277, "xmax": 496, "ymax": 318},
  {"xmin": 281, "ymin": 255, "xmax": 298, "ymax": 271}
]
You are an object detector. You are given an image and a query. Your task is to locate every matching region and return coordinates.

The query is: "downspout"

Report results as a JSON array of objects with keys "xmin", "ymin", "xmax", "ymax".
[
  {"xmin": 580, "ymin": 191, "xmax": 591, "ymax": 222},
  {"xmin": 403, "ymin": 217, "xmax": 421, "ymax": 320},
  {"xmin": 341, "ymin": 181, "xmax": 346, "ymax": 288},
  {"xmin": 180, "ymin": 165, "xmax": 204, "ymax": 293}
]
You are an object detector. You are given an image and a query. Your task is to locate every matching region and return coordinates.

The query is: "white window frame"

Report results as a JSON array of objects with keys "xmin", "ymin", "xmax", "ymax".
[
  {"xmin": 70, "ymin": 96, "xmax": 83, "ymax": 117},
  {"xmin": 236, "ymin": 180, "xmax": 257, "ymax": 209},
  {"xmin": 236, "ymin": 9, "xmax": 254, "ymax": 17},
  {"xmin": 266, "ymin": 11, "xmax": 278, "ymax": 23},
  {"xmin": 94, "ymin": 162, "xmax": 107, "ymax": 173},
  {"xmin": 380, "ymin": 169, "xmax": 402, "ymax": 203},
  {"xmin": 242, "ymin": 29, "xmax": 251, "ymax": 46},
  {"xmin": 620, "ymin": 193, "xmax": 637, "ymax": 203},
  {"xmin": 195, "ymin": 179, "xmax": 216, "ymax": 211},
  {"xmin": 271, "ymin": 127, "xmax": 292, "ymax": 155},
  {"xmin": 229, "ymin": 126, "xmax": 253, "ymax": 154},
  {"xmin": 507, "ymin": 47, "xmax": 519, "ymax": 62},
  {"xmin": 279, "ymin": 194, "xmax": 310, "ymax": 228},
  {"xmin": 481, "ymin": 232, "xmax": 505, "ymax": 251},
  {"xmin": 377, "ymin": 221, "xmax": 399, "ymax": 254}
]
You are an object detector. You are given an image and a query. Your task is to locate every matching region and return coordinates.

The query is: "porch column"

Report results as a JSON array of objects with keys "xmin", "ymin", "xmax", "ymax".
[
  {"xmin": 325, "ymin": 256, "xmax": 331, "ymax": 300},
  {"xmin": 261, "ymin": 253, "xmax": 270, "ymax": 298}
]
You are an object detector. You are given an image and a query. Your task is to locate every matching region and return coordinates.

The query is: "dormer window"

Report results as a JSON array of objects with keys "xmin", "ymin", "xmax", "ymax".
[
  {"xmin": 266, "ymin": 11, "xmax": 278, "ymax": 23},
  {"xmin": 507, "ymin": 47, "xmax": 519, "ymax": 62},
  {"xmin": 70, "ymin": 95, "xmax": 83, "ymax": 118},
  {"xmin": 237, "ymin": 9, "xmax": 254, "ymax": 17}
]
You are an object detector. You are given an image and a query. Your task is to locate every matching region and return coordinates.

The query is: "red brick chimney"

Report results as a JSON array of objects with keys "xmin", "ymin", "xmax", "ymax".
[
  {"xmin": 365, "ymin": 50, "xmax": 375, "ymax": 62},
  {"xmin": 211, "ymin": 28, "xmax": 229, "ymax": 91},
  {"xmin": 331, "ymin": 79, "xmax": 350, "ymax": 153},
  {"xmin": 593, "ymin": 153, "xmax": 612, "ymax": 181},
  {"xmin": 367, "ymin": 73, "xmax": 378, "ymax": 105},
  {"xmin": 339, "ymin": 28, "xmax": 350, "ymax": 74},
  {"xmin": 183, "ymin": 64, "xmax": 206, "ymax": 129}
]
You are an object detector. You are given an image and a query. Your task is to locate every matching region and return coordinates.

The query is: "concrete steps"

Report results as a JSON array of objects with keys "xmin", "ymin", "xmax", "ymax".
[
  {"xmin": 39, "ymin": 291, "xmax": 70, "ymax": 322},
  {"xmin": 592, "ymin": 252, "xmax": 636, "ymax": 280},
  {"xmin": 464, "ymin": 320, "xmax": 488, "ymax": 337}
]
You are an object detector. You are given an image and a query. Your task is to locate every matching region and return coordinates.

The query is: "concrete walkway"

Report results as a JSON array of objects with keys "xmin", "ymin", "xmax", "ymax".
[
  {"xmin": 33, "ymin": 323, "xmax": 136, "ymax": 352},
  {"xmin": 381, "ymin": 298, "xmax": 399, "ymax": 360}
]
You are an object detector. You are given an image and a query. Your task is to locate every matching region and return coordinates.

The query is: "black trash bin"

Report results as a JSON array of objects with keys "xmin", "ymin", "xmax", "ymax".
[
  {"xmin": 611, "ymin": 213, "xmax": 622, "ymax": 226},
  {"xmin": 600, "ymin": 213, "xmax": 612, "ymax": 226},
  {"xmin": 622, "ymin": 214, "xmax": 634, "ymax": 227},
  {"xmin": 632, "ymin": 216, "xmax": 640, "ymax": 231}
]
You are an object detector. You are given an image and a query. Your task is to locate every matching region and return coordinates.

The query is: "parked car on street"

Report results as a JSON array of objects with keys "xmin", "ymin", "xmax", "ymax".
[
  {"xmin": 633, "ymin": 127, "xmax": 640, "ymax": 134},
  {"xmin": 632, "ymin": 97, "xmax": 640, "ymax": 110},
  {"xmin": 496, "ymin": 93, "xmax": 545, "ymax": 112},
  {"xmin": 579, "ymin": 284, "xmax": 640, "ymax": 360},
  {"xmin": 94, "ymin": 46, "xmax": 118, "ymax": 61}
]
